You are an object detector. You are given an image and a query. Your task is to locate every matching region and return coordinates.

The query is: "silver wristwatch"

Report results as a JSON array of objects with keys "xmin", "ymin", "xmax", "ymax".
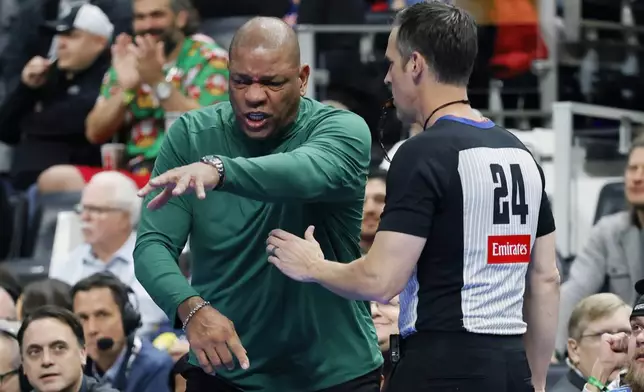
[
  {"xmin": 154, "ymin": 81, "xmax": 172, "ymax": 101},
  {"xmin": 200, "ymin": 155, "xmax": 225, "ymax": 190}
]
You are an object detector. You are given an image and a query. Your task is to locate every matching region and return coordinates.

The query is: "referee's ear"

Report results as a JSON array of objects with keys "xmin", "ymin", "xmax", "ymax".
[{"xmin": 410, "ymin": 52, "xmax": 425, "ymax": 79}]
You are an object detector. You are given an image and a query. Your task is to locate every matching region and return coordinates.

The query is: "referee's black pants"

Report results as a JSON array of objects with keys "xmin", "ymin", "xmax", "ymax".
[
  {"xmin": 177, "ymin": 353, "xmax": 381, "ymax": 392},
  {"xmin": 384, "ymin": 331, "xmax": 532, "ymax": 392}
]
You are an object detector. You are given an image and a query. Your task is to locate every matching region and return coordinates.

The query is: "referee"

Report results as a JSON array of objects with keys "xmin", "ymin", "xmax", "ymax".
[{"xmin": 266, "ymin": 2, "xmax": 560, "ymax": 392}]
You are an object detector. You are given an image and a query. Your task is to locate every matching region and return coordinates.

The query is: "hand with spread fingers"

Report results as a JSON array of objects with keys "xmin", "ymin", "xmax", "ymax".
[
  {"xmin": 138, "ymin": 162, "xmax": 220, "ymax": 209},
  {"xmin": 266, "ymin": 226, "xmax": 326, "ymax": 282},
  {"xmin": 130, "ymin": 34, "xmax": 166, "ymax": 86}
]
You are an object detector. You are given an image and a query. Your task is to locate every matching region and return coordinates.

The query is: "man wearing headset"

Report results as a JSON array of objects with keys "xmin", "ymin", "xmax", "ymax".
[{"xmin": 71, "ymin": 272, "xmax": 173, "ymax": 392}]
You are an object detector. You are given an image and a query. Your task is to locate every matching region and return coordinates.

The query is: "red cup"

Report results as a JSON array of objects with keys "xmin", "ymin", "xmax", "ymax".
[{"xmin": 101, "ymin": 143, "xmax": 125, "ymax": 170}]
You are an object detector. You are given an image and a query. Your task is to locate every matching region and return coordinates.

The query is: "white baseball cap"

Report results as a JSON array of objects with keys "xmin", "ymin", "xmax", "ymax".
[{"xmin": 43, "ymin": 3, "xmax": 114, "ymax": 40}]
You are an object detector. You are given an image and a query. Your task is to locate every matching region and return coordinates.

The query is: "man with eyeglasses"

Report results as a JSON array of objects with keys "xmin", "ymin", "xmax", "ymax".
[
  {"xmin": 583, "ymin": 279, "xmax": 644, "ymax": 391},
  {"xmin": 48, "ymin": 171, "xmax": 166, "ymax": 338}
]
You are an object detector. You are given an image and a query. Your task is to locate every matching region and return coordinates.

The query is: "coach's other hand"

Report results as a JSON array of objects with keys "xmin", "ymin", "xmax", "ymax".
[
  {"xmin": 266, "ymin": 226, "xmax": 325, "ymax": 282},
  {"xmin": 180, "ymin": 299, "xmax": 249, "ymax": 374},
  {"xmin": 138, "ymin": 162, "xmax": 220, "ymax": 209}
]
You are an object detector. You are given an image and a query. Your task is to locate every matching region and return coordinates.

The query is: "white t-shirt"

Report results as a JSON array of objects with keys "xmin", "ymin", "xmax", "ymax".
[{"xmin": 379, "ymin": 139, "xmax": 406, "ymax": 171}]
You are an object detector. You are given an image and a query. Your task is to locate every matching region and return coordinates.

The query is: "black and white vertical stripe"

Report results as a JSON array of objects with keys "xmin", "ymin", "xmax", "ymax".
[{"xmin": 457, "ymin": 147, "xmax": 543, "ymax": 335}]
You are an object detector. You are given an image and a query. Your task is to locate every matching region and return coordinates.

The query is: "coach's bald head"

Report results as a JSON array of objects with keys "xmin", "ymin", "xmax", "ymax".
[
  {"xmin": 228, "ymin": 17, "xmax": 310, "ymax": 140},
  {"xmin": 230, "ymin": 17, "xmax": 300, "ymax": 66}
]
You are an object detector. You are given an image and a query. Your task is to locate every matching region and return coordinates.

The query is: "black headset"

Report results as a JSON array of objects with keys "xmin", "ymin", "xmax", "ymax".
[
  {"xmin": 0, "ymin": 328, "xmax": 32, "ymax": 392},
  {"xmin": 88, "ymin": 272, "xmax": 142, "ymax": 337}
]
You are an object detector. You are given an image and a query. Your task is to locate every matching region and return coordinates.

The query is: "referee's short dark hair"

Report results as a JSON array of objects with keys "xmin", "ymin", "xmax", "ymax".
[
  {"xmin": 394, "ymin": 1, "xmax": 478, "ymax": 86},
  {"xmin": 16, "ymin": 305, "xmax": 85, "ymax": 349}
]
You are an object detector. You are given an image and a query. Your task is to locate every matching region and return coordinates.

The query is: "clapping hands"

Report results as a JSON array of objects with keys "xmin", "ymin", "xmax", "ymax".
[{"xmin": 111, "ymin": 33, "xmax": 167, "ymax": 90}]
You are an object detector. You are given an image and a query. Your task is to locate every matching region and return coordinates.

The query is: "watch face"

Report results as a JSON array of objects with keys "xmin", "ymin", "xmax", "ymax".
[{"xmin": 156, "ymin": 82, "xmax": 172, "ymax": 100}]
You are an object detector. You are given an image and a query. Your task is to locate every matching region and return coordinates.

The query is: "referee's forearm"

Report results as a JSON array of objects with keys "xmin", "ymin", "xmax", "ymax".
[
  {"xmin": 312, "ymin": 257, "xmax": 384, "ymax": 302},
  {"xmin": 523, "ymin": 274, "xmax": 560, "ymax": 389}
]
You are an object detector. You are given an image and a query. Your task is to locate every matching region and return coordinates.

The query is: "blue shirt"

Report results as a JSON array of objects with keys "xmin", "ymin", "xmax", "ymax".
[
  {"xmin": 49, "ymin": 233, "xmax": 168, "ymax": 337},
  {"xmin": 91, "ymin": 346, "xmax": 127, "ymax": 384}
]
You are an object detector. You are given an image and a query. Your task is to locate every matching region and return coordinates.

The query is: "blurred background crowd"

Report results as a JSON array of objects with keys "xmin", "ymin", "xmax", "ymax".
[{"xmin": 0, "ymin": 0, "xmax": 642, "ymax": 391}]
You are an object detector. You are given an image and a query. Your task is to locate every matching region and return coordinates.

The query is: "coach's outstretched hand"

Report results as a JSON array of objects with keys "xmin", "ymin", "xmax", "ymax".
[
  {"xmin": 266, "ymin": 226, "xmax": 325, "ymax": 282},
  {"xmin": 181, "ymin": 299, "xmax": 249, "ymax": 374},
  {"xmin": 138, "ymin": 162, "xmax": 220, "ymax": 209}
]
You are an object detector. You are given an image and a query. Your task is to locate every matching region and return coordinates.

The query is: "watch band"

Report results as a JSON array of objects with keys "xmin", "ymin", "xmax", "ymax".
[{"xmin": 200, "ymin": 155, "xmax": 225, "ymax": 190}]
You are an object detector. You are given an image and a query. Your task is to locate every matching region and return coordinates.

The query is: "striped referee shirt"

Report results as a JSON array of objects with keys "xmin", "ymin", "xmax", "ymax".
[{"xmin": 377, "ymin": 115, "xmax": 556, "ymax": 337}]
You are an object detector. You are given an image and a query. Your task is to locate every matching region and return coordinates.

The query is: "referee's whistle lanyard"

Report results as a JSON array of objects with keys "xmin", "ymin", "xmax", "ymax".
[
  {"xmin": 376, "ymin": 98, "xmax": 471, "ymax": 163},
  {"xmin": 421, "ymin": 99, "xmax": 471, "ymax": 131}
]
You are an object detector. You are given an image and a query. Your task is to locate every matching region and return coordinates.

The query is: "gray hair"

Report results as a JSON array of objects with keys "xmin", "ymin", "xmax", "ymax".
[{"xmin": 87, "ymin": 171, "xmax": 142, "ymax": 227}]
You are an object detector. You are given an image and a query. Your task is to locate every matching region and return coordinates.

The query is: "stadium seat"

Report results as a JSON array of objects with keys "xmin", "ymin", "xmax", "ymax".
[
  {"xmin": 0, "ymin": 257, "xmax": 50, "ymax": 285},
  {"xmin": 29, "ymin": 192, "xmax": 82, "ymax": 261},
  {"xmin": 593, "ymin": 181, "xmax": 626, "ymax": 224},
  {"xmin": 546, "ymin": 364, "xmax": 569, "ymax": 391},
  {"xmin": 50, "ymin": 211, "xmax": 83, "ymax": 266}
]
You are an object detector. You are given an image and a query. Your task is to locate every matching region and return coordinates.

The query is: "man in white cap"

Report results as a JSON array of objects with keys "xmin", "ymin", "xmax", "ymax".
[{"xmin": 2, "ymin": 3, "xmax": 114, "ymax": 192}]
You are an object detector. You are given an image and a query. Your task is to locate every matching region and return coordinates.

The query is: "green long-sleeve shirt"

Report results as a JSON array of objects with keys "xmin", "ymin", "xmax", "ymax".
[{"xmin": 134, "ymin": 97, "xmax": 383, "ymax": 391}]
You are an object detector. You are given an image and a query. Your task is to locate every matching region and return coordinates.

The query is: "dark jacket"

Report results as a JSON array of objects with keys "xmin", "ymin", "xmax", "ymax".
[
  {"xmin": 30, "ymin": 375, "xmax": 119, "ymax": 392},
  {"xmin": 84, "ymin": 338, "xmax": 174, "ymax": 392},
  {"xmin": 550, "ymin": 369, "xmax": 587, "ymax": 392},
  {"xmin": 0, "ymin": 0, "xmax": 131, "ymax": 139},
  {"xmin": 2, "ymin": 49, "xmax": 110, "ymax": 189}
]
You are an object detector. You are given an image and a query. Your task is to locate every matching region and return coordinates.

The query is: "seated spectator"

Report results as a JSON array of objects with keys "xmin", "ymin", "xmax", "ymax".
[
  {"xmin": 0, "ymin": 4, "xmax": 113, "ymax": 191},
  {"xmin": 0, "ymin": 0, "xmax": 131, "ymax": 137},
  {"xmin": 586, "ymin": 283, "xmax": 644, "ymax": 390},
  {"xmin": 72, "ymin": 272, "xmax": 174, "ymax": 392},
  {"xmin": 48, "ymin": 171, "xmax": 167, "ymax": 336},
  {"xmin": 551, "ymin": 293, "xmax": 631, "ymax": 392},
  {"xmin": 361, "ymin": 169, "xmax": 387, "ymax": 253},
  {"xmin": 371, "ymin": 296, "xmax": 399, "ymax": 389},
  {"xmin": 17, "ymin": 305, "xmax": 120, "ymax": 392},
  {"xmin": 37, "ymin": 0, "xmax": 230, "ymax": 194},
  {"xmin": 556, "ymin": 134, "xmax": 644, "ymax": 355},
  {"xmin": 0, "ymin": 326, "xmax": 20, "ymax": 392},
  {"xmin": 0, "ymin": 287, "xmax": 17, "ymax": 320},
  {"xmin": 16, "ymin": 278, "xmax": 73, "ymax": 320}
]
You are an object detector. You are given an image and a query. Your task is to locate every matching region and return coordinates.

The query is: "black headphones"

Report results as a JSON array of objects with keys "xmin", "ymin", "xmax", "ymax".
[
  {"xmin": 89, "ymin": 272, "xmax": 142, "ymax": 337},
  {"xmin": 0, "ymin": 328, "xmax": 32, "ymax": 392}
]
